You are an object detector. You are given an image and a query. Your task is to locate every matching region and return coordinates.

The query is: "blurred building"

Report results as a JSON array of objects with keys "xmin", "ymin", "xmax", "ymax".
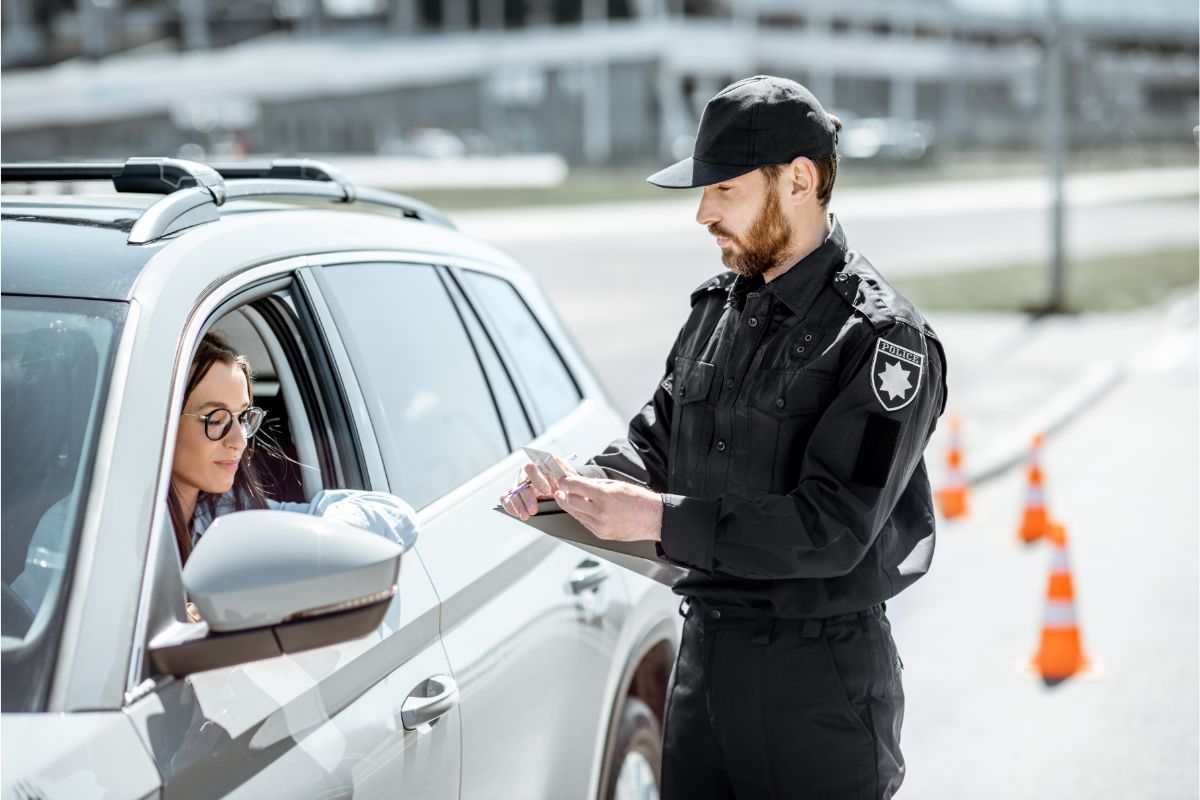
[{"xmin": 1, "ymin": 0, "xmax": 1196, "ymax": 163}]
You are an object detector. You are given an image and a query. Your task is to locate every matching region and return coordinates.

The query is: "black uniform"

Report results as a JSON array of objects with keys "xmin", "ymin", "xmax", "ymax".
[{"xmin": 580, "ymin": 217, "xmax": 948, "ymax": 798}]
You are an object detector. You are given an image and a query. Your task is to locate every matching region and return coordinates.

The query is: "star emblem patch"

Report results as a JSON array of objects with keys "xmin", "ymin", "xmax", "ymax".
[{"xmin": 871, "ymin": 337, "xmax": 924, "ymax": 411}]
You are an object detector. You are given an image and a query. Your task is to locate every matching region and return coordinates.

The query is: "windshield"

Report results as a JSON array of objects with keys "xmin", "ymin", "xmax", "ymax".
[{"xmin": 2, "ymin": 295, "xmax": 125, "ymax": 710}]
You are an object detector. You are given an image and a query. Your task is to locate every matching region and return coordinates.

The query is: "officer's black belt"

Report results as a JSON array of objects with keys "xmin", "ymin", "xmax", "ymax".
[{"xmin": 679, "ymin": 597, "xmax": 886, "ymax": 645}]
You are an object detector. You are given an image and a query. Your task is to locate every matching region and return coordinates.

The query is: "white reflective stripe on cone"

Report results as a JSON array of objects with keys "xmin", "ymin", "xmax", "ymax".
[
  {"xmin": 1049, "ymin": 547, "xmax": 1071, "ymax": 572},
  {"xmin": 1042, "ymin": 600, "xmax": 1078, "ymax": 628},
  {"xmin": 1025, "ymin": 486, "xmax": 1045, "ymax": 505}
]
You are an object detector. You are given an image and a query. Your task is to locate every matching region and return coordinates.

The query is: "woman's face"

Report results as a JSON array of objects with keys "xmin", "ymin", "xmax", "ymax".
[{"xmin": 173, "ymin": 360, "xmax": 251, "ymax": 497}]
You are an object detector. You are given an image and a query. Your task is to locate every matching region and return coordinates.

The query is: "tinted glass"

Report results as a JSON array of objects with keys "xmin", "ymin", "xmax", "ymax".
[
  {"xmin": 318, "ymin": 263, "xmax": 507, "ymax": 509},
  {"xmin": 462, "ymin": 271, "xmax": 580, "ymax": 429},
  {"xmin": 2, "ymin": 295, "xmax": 125, "ymax": 711},
  {"xmin": 443, "ymin": 275, "xmax": 534, "ymax": 448}
]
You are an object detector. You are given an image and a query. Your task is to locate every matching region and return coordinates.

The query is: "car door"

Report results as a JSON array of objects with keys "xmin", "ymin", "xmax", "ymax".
[
  {"xmin": 124, "ymin": 276, "xmax": 461, "ymax": 800},
  {"xmin": 312, "ymin": 256, "xmax": 630, "ymax": 799}
]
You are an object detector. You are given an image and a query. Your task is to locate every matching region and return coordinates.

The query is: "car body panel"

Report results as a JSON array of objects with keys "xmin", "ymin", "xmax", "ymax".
[
  {"xmin": 4, "ymin": 193, "xmax": 680, "ymax": 798},
  {"xmin": 123, "ymin": 540, "xmax": 460, "ymax": 799},
  {"xmin": 1, "ymin": 712, "xmax": 161, "ymax": 799}
]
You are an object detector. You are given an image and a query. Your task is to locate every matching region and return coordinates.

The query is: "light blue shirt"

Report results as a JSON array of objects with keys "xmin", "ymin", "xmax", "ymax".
[{"xmin": 191, "ymin": 489, "xmax": 418, "ymax": 551}]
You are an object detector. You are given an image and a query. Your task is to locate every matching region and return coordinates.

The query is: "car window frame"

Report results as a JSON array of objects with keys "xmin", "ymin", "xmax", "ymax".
[
  {"xmin": 308, "ymin": 255, "xmax": 512, "ymax": 509},
  {"xmin": 438, "ymin": 266, "xmax": 536, "ymax": 452},
  {"xmin": 124, "ymin": 257, "xmax": 373, "ymax": 696},
  {"xmin": 450, "ymin": 266, "xmax": 584, "ymax": 436}
]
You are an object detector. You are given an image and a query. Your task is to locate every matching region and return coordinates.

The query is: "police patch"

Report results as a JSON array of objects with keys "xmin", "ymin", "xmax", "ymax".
[{"xmin": 871, "ymin": 337, "xmax": 923, "ymax": 412}]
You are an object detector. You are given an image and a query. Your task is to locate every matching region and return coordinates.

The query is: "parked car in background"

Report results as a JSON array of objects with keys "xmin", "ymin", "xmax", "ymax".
[
  {"xmin": 0, "ymin": 158, "xmax": 678, "ymax": 800},
  {"xmin": 833, "ymin": 109, "xmax": 936, "ymax": 163}
]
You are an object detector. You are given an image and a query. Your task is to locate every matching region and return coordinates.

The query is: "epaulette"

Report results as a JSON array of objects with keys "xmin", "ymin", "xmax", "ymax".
[
  {"xmin": 832, "ymin": 251, "xmax": 926, "ymax": 331},
  {"xmin": 689, "ymin": 271, "xmax": 737, "ymax": 306}
]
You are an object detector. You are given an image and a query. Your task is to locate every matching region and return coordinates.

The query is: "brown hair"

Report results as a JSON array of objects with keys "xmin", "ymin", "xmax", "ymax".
[
  {"xmin": 168, "ymin": 332, "xmax": 269, "ymax": 563},
  {"xmin": 762, "ymin": 153, "xmax": 838, "ymax": 208}
]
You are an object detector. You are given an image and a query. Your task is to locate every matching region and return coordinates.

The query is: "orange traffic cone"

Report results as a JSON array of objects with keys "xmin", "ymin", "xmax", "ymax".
[
  {"xmin": 1031, "ymin": 523, "xmax": 1089, "ymax": 686},
  {"xmin": 935, "ymin": 415, "xmax": 969, "ymax": 520},
  {"xmin": 1017, "ymin": 434, "xmax": 1051, "ymax": 544}
]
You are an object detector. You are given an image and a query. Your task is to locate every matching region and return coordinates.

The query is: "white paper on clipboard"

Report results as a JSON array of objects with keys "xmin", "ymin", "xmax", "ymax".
[{"xmin": 492, "ymin": 499, "xmax": 689, "ymax": 587}]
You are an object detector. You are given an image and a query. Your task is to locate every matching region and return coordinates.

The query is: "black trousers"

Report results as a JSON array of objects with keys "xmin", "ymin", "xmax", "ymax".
[{"xmin": 661, "ymin": 600, "xmax": 906, "ymax": 800}]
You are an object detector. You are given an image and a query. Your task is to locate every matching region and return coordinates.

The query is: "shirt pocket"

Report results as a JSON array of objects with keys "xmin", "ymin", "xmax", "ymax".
[
  {"xmin": 745, "ymin": 369, "xmax": 834, "ymax": 491},
  {"xmin": 749, "ymin": 368, "xmax": 831, "ymax": 419},
  {"xmin": 674, "ymin": 356, "xmax": 716, "ymax": 405},
  {"xmin": 670, "ymin": 356, "xmax": 717, "ymax": 493}
]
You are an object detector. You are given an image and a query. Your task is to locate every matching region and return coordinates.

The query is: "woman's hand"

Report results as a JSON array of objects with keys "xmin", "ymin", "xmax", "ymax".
[{"xmin": 186, "ymin": 601, "xmax": 203, "ymax": 623}]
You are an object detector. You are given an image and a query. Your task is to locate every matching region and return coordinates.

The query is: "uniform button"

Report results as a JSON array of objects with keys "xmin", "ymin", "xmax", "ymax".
[
  {"xmin": 775, "ymin": 397, "xmax": 785, "ymax": 409},
  {"xmin": 679, "ymin": 387, "xmax": 686, "ymax": 398},
  {"xmin": 724, "ymin": 377, "xmax": 735, "ymax": 389},
  {"xmin": 836, "ymin": 274, "xmax": 847, "ymax": 282},
  {"xmin": 710, "ymin": 609, "xmax": 722, "ymax": 620},
  {"xmin": 716, "ymin": 440, "xmax": 727, "ymax": 452},
  {"xmin": 795, "ymin": 344, "xmax": 806, "ymax": 354},
  {"xmin": 804, "ymin": 333, "xmax": 813, "ymax": 342},
  {"xmin": 748, "ymin": 317, "xmax": 758, "ymax": 328}
]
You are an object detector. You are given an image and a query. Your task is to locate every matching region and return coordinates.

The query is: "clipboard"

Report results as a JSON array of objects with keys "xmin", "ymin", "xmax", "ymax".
[{"xmin": 493, "ymin": 499, "xmax": 688, "ymax": 587}]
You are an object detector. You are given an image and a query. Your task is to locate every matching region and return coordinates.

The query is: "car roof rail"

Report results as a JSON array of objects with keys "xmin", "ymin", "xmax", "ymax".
[
  {"xmin": 209, "ymin": 158, "xmax": 455, "ymax": 230},
  {"xmin": 1, "ymin": 157, "xmax": 227, "ymax": 203},
  {"xmin": 2, "ymin": 156, "xmax": 455, "ymax": 243}
]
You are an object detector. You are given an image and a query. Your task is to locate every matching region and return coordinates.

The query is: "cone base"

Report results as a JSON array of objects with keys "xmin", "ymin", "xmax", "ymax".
[
  {"xmin": 936, "ymin": 488, "xmax": 969, "ymax": 520},
  {"xmin": 1032, "ymin": 628, "xmax": 1089, "ymax": 686}
]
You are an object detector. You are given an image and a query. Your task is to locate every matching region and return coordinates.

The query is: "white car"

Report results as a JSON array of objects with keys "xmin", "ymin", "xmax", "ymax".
[{"xmin": 0, "ymin": 158, "xmax": 679, "ymax": 799}]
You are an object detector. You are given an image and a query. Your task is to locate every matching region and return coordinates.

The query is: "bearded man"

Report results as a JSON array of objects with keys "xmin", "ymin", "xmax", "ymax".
[{"xmin": 502, "ymin": 75, "xmax": 948, "ymax": 799}]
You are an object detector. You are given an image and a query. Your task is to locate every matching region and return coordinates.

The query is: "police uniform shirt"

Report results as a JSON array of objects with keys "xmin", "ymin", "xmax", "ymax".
[{"xmin": 580, "ymin": 215, "xmax": 949, "ymax": 618}]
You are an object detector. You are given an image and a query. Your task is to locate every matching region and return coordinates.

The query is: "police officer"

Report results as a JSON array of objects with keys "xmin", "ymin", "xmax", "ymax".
[{"xmin": 502, "ymin": 75, "xmax": 948, "ymax": 799}]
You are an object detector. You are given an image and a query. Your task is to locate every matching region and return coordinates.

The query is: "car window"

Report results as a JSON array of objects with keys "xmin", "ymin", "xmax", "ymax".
[
  {"xmin": 443, "ymin": 273, "xmax": 534, "ymax": 449},
  {"xmin": 2, "ymin": 295, "xmax": 125, "ymax": 711},
  {"xmin": 460, "ymin": 271, "xmax": 581, "ymax": 431},
  {"xmin": 317, "ymin": 263, "xmax": 508, "ymax": 509}
]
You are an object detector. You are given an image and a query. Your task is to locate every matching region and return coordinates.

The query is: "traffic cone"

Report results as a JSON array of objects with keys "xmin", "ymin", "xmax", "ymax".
[
  {"xmin": 935, "ymin": 415, "xmax": 969, "ymax": 520},
  {"xmin": 1017, "ymin": 434, "xmax": 1050, "ymax": 544},
  {"xmin": 1031, "ymin": 523, "xmax": 1089, "ymax": 686}
]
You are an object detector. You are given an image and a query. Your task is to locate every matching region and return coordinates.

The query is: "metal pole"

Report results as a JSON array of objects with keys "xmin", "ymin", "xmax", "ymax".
[{"xmin": 1044, "ymin": 0, "xmax": 1067, "ymax": 312}]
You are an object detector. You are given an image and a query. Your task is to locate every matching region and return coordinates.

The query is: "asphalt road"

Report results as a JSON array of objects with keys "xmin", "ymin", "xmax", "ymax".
[{"xmin": 895, "ymin": 305, "xmax": 1198, "ymax": 798}]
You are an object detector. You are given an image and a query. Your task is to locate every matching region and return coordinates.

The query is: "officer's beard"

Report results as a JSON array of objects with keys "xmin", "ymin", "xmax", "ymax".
[{"xmin": 711, "ymin": 185, "xmax": 793, "ymax": 280}]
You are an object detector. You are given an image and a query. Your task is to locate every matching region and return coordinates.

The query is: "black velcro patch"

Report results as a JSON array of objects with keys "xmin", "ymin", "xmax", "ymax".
[{"xmin": 853, "ymin": 413, "xmax": 901, "ymax": 488}]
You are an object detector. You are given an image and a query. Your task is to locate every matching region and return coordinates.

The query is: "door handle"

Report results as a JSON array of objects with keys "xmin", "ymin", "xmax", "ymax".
[
  {"xmin": 569, "ymin": 558, "xmax": 610, "ymax": 595},
  {"xmin": 401, "ymin": 674, "xmax": 459, "ymax": 731}
]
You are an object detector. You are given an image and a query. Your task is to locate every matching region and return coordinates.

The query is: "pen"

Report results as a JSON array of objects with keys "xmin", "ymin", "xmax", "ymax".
[{"xmin": 503, "ymin": 453, "xmax": 578, "ymax": 500}]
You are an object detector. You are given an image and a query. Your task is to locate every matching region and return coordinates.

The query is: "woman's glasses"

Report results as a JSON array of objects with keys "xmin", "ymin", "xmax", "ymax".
[{"xmin": 182, "ymin": 406, "xmax": 265, "ymax": 441}]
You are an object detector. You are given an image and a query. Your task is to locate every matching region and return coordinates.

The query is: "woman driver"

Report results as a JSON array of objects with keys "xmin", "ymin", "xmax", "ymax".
[
  {"xmin": 15, "ymin": 332, "xmax": 415, "ymax": 622},
  {"xmin": 171, "ymin": 331, "xmax": 415, "ymax": 557}
]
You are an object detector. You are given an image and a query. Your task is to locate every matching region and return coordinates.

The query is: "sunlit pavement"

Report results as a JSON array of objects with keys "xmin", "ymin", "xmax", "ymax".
[{"xmin": 895, "ymin": 297, "xmax": 1198, "ymax": 798}]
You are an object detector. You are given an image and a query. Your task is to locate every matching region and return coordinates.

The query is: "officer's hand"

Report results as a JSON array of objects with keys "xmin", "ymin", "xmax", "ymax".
[
  {"xmin": 500, "ymin": 456, "xmax": 577, "ymax": 521},
  {"xmin": 554, "ymin": 475, "xmax": 663, "ymax": 542}
]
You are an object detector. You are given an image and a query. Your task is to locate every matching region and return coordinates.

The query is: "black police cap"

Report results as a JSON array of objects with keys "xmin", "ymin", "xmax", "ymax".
[{"xmin": 647, "ymin": 75, "xmax": 841, "ymax": 189}]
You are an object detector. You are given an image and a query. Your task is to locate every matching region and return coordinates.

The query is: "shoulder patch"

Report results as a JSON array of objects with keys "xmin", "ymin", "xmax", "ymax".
[
  {"xmin": 871, "ymin": 336, "xmax": 924, "ymax": 411},
  {"xmin": 689, "ymin": 271, "xmax": 736, "ymax": 306}
]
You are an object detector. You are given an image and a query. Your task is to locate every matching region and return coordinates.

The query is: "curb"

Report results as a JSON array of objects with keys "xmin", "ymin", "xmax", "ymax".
[
  {"xmin": 964, "ymin": 361, "xmax": 1125, "ymax": 487},
  {"xmin": 959, "ymin": 288, "xmax": 1197, "ymax": 488}
]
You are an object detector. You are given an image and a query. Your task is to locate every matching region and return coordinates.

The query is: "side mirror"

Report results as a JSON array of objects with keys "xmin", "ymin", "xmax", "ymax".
[{"xmin": 149, "ymin": 509, "xmax": 409, "ymax": 677}]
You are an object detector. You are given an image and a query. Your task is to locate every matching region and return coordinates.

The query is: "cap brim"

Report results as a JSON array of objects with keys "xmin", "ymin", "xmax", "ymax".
[{"xmin": 646, "ymin": 157, "xmax": 758, "ymax": 189}]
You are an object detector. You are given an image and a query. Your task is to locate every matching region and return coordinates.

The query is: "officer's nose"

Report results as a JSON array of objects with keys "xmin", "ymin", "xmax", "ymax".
[{"xmin": 696, "ymin": 187, "xmax": 720, "ymax": 229}]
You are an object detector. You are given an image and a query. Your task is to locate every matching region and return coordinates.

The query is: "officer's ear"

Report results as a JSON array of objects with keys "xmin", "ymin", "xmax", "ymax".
[{"xmin": 785, "ymin": 157, "xmax": 819, "ymax": 207}]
